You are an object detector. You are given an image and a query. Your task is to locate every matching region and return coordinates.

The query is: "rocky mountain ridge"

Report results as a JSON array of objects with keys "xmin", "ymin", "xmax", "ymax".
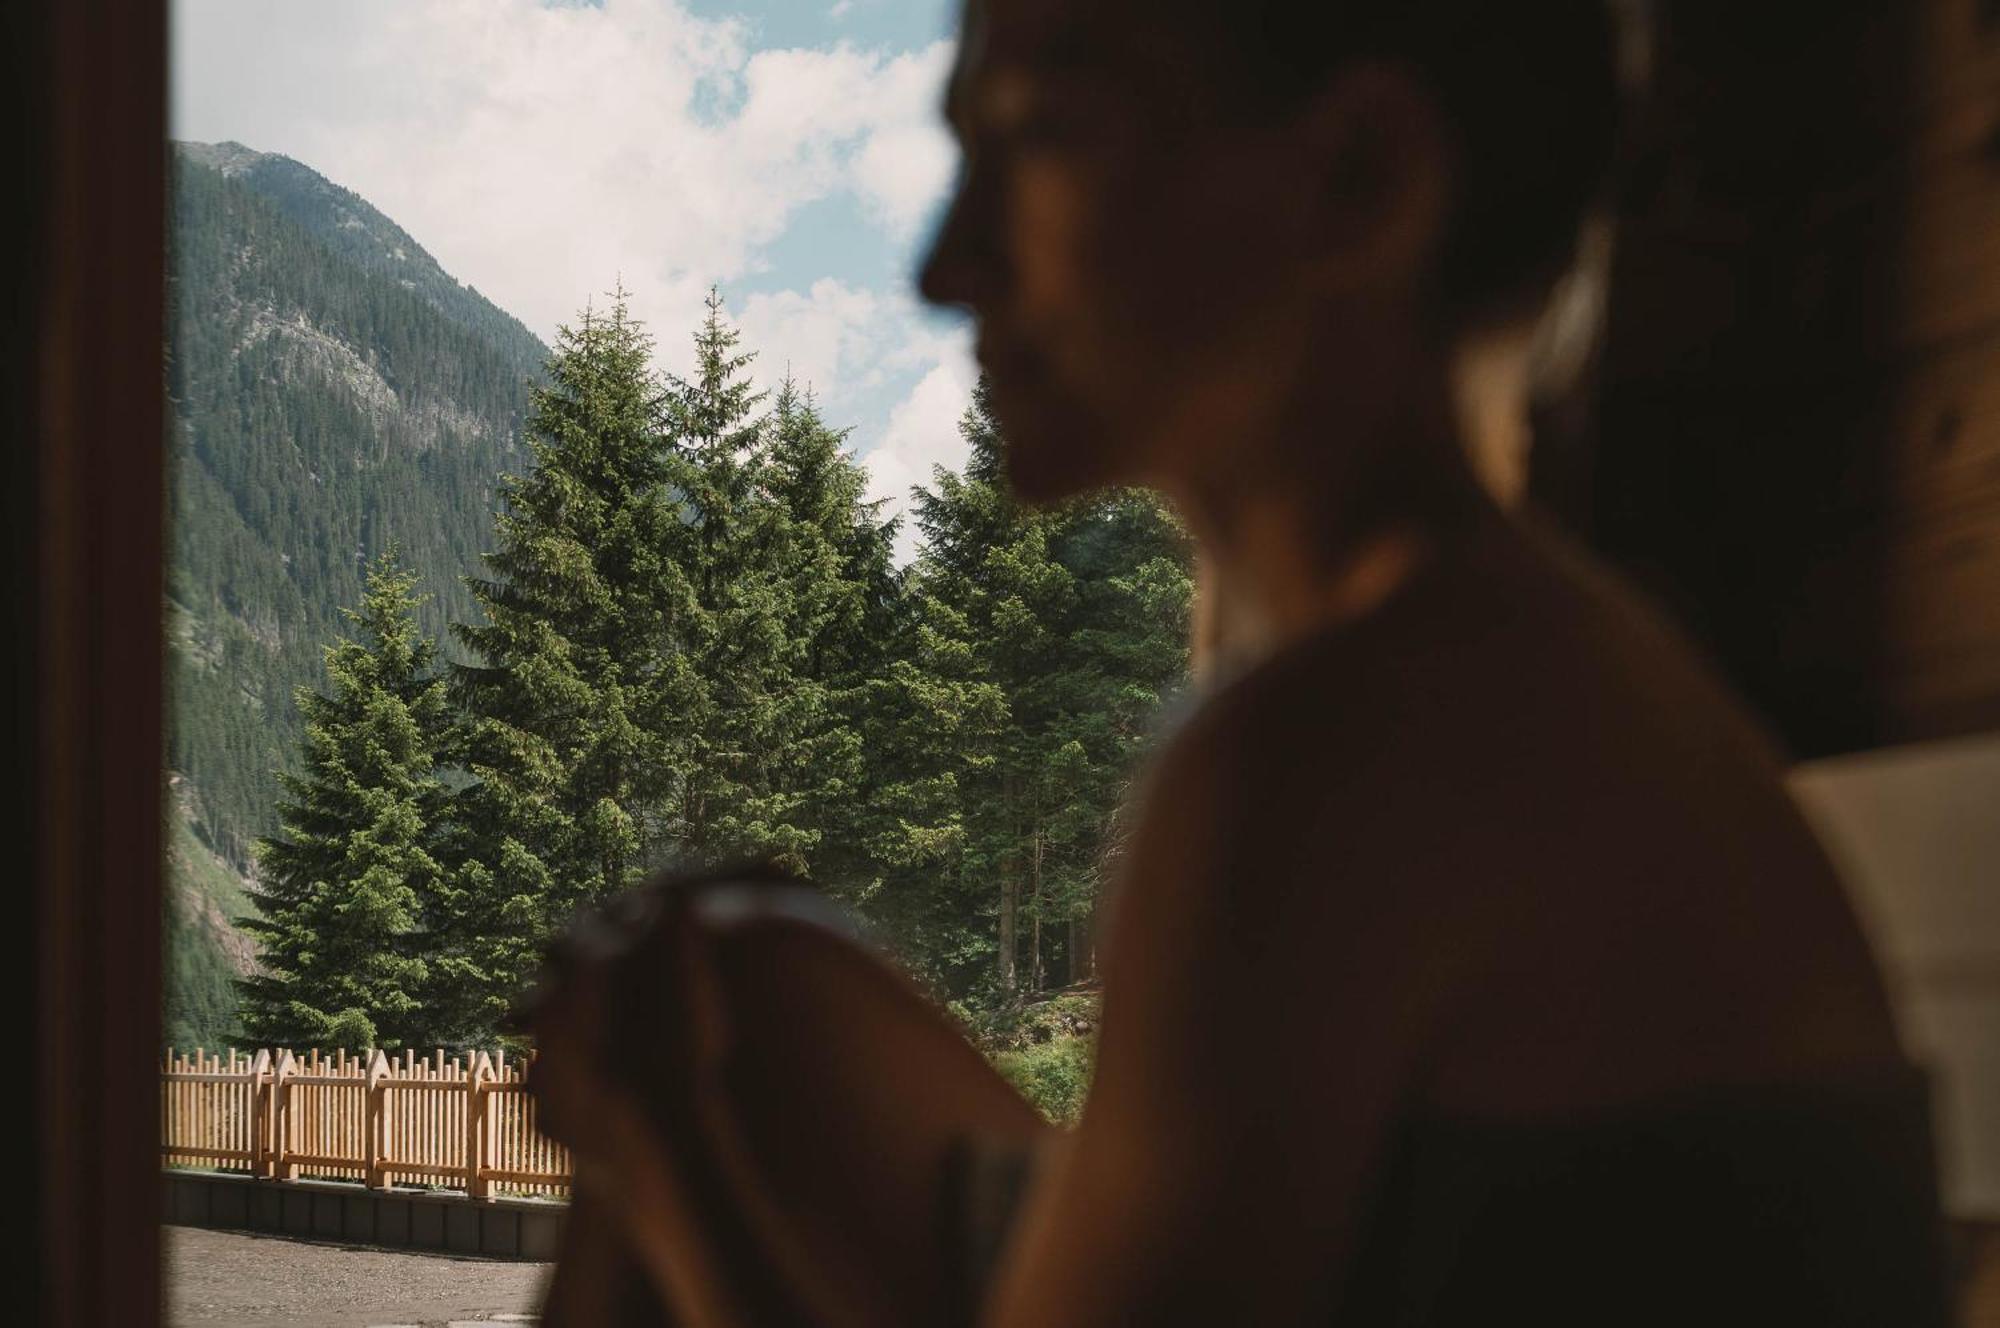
[{"xmin": 164, "ymin": 141, "xmax": 549, "ymax": 1048}]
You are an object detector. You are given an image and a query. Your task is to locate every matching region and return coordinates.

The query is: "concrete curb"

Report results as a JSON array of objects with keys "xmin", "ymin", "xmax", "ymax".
[{"xmin": 163, "ymin": 1169, "xmax": 567, "ymax": 1261}]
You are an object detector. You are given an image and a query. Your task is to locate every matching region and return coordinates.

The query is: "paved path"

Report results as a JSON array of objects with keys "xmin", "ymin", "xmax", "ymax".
[{"xmin": 165, "ymin": 1225, "xmax": 551, "ymax": 1328}]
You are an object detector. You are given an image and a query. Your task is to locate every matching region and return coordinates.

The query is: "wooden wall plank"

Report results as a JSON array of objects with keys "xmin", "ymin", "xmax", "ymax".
[
  {"xmin": 1552, "ymin": 0, "xmax": 2000, "ymax": 754},
  {"xmin": 19, "ymin": 0, "xmax": 170, "ymax": 1322}
]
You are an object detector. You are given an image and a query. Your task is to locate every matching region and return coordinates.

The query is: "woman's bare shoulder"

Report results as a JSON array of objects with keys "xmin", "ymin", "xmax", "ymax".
[
  {"xmin": 1126, "ymin": 508, "xmax": 1876, "ymax": 972},
  {"xmin": 1138, "ymin": 511, "xmax": 1744, "ymax": 847},
  {"xmin": 1121, "ymin": 513, "xmax": 1904, "ymax": 1104}
]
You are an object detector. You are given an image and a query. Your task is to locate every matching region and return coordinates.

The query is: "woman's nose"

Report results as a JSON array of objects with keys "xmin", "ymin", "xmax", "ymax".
[{"xmin": 918, "ymin": 162, "xmax": 1000, "ymax": 314}]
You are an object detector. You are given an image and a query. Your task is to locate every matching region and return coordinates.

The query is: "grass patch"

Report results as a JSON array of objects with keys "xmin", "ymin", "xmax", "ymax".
[{"xmin": 974, "ymin": 988, "xmax": 1100, "ymax": 1126}]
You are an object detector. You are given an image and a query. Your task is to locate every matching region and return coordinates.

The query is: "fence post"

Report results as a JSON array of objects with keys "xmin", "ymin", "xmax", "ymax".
[
  {"xmin": 364, "ymin": 1048, "xmax": 391, "ymax": 1190},
  {"xmin": 465, "ymin": 1052, "xmax": 493, "ymax": 1199},
  {"xmin": 274, "ymin": 1050, "xmax": 299, "ymax": 1181},
  {"xmin": 248, "ymin": 1050, "xmax": 274, "ymax": 1179}
]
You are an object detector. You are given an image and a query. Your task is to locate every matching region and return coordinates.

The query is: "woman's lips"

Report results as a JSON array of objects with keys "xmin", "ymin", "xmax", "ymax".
[{"xmin": 976, "ymin": 334, "xmax": 1041, "ymax": 380}]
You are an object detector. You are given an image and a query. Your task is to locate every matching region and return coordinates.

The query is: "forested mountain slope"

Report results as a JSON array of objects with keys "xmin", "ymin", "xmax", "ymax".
[{"xmin": 165, "ymin": 141, "xmax": 547, "ymax": 1047}]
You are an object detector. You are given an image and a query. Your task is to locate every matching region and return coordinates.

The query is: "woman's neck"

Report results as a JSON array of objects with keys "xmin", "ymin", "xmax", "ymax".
[{"xmin": 1167, "ymin": 352, "xmax": 1487, "ymax": 681}]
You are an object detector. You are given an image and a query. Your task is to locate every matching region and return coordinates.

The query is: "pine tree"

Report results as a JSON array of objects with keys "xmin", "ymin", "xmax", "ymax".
[
  {"xmin": 878, "ymin": 381, "xmax": 1043, "ymax": 1000},
  {"xmin": 444, "ymin": 291, "xmax": 682, "ymax": 1040},
  {"xmin": 654, "ymin": 290, "xmax": 807, "ymax": 869},
  {"xmin": 921, "ymin": 388, "xmax": 1082, "ymax": 999},
  {"xmin": 1030, "ymin": 488, "xmax": 1195, "ymax": 985},
  {"xmin": 847, "ymin": 587, "xmax": 1009, "ymax": 998},
  {"xmin": 891, "ymin": 380, "xmax": 1194, "ymax": 1003},
  {"xmin": 238, "ymin": 551, "xmax": 448, "ymax": 1051},
  {"xmin": 760, "ymin": 380, "xmax": 903, "ymax": 901}
]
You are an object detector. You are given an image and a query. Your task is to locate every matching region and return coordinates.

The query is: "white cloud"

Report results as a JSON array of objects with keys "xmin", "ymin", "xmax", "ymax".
[
  {"xmin": 173, "ymin": 0, "xmax": 955, "ymax": 351},
  {"xmin": 735, "ymin": 278, "xmax": 884, "ymax": 404},
  {"xmin": 732, "ymin": 40, "xmax": 954, "ymax": 238},
  {"xmin": 733, "ymin": 275, "xmax": 975, "ymax": 562},
  {"xmin": 173, "ymin": 0, "xmax": 972, "ymax": 544},
  {"xmin": 855, "ymin": 120, "xmax": 957, "ymax": 235},
  {"xmin": 736, "ymin": 277, "xmax": 957, "ymax": 401},
  {"xmin": 863, "ymin": 341, "xmax": 977, "ymax": 562},
  {"xmin": 846, "ymin": 44, "xmax": 957, "ymax": 234}
]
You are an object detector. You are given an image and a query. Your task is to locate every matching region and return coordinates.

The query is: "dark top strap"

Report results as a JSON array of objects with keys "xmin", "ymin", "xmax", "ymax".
[
  {"xmin": 1339, "ymin": 1067, "xmax": 1955, "ymax": 1327},
  {"xmin": 951, "ymin": 1068, "xmax": 1954, "ymax": 1326}
]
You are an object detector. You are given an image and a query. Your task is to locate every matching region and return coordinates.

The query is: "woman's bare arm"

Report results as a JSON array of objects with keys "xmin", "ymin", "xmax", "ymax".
[
  {"xmin": 532, "ymin": 662, "xmax": 1494, "ymax": 1327},
  {"xmin": 981, "ymin": 688, "xmax": 1487, "ymax": 1326},
  {"xmin": 532, "ymin": 879, "xmax": 1049, "ymax": 1328}
]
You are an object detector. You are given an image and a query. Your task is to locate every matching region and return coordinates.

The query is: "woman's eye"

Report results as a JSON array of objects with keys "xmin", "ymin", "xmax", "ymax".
[
  {"xmin": 976, "ymin": 80, "xmax": 1090, "ymax": 153},
  {"xmin": 1005, "ymin": 114, "xmax": 1067, "ymax": 149},
  {"xmin": 1001, "ymin": 103, "xmax": 1103, "ymax": 157}
]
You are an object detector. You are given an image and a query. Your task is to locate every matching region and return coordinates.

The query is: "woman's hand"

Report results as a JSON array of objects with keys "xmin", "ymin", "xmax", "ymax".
[
  {"xmin": 527, "ymin": 871, "xmax": 1050, "ymax": 1328},
  {"xmin": 526, "ymin": 886, "xmax": 758, "ymax": 1328}
]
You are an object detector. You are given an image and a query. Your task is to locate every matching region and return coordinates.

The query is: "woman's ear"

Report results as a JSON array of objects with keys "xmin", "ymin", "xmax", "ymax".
[{"xmin": 1294, "ymin": 62, "xmax": 1458, "ymax": 297}]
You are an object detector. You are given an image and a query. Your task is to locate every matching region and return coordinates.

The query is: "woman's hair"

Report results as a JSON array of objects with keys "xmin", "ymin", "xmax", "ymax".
[{"xmin": 1191, "ymin": 0, "xmax": 1627, "ymax": 328}]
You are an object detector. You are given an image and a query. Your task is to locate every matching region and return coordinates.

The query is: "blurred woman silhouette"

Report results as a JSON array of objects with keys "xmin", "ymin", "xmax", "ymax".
[{"xmin": 528, "ymin": 1, "xmax": 1954, "ymax": 1323}]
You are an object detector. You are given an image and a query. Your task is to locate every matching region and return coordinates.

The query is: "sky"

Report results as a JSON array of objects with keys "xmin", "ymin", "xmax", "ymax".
[{"xmin": 172, "ymin": 0, "xmax": 974, "ymax": 554}]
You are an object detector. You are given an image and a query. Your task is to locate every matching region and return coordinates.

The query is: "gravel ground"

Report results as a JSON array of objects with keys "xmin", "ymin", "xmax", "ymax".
[{"xmin": 165, "ymin": 1225, "xmax": 552, "ymax": 1328}]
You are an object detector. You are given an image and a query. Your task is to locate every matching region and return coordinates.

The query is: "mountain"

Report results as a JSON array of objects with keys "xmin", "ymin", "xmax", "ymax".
[
  {"xmin": 165, "ymin": 141, "xmax": 548, "ymax": 1049},
  {"xmin": 176, "ymin": 141, "xmax": 546, "ymax": 364}
]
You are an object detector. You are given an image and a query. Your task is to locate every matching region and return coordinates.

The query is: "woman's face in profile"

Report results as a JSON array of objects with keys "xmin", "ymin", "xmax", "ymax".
[{"xmin": 920, "ymin": 0, "xmax": 1349, "ymax": 505}]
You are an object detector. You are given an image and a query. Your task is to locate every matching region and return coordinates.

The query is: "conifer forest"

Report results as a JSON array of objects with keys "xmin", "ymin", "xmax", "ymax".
[{"xmin": 165, "ymin": 143, "xmax": 1193, "ymax": 1115}]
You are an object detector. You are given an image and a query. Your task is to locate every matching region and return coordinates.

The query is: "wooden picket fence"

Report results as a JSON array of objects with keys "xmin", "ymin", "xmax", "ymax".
[{"xmin": 161, "ymin": 1047, "xmax": 571, "ymax": 1199}]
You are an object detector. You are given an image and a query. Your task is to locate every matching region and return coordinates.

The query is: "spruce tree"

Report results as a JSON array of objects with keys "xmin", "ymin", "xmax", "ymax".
[
  {"xmin": 848, "ymin": 588, "xmax": 1009, "ymax": 998},
  {"xmin": 892, "ymin": 380, "xmax": 1194, "ymax": 1003},
  {"xmin": 238, "ymin": 551, "xmax": 448, "ymax": 1051},
  {"xmin": 760, "ymin": 380, "xmax": 902, "ymax": 901},
  {"xmin": 444, "ymin": 291, "xmax": 682, "ymax": 1039},
  {"xmin": 655, "ymin": 291, "xmax": 805, "ymax": 869},
  {"xmin": 911, "ymin": 386, "xmax": 1081, "ymax": 999},
  {"xmin": 1030, "ymin": 488, "xmax": 1194, "ymax": 984},
  {"xmin": 880, "ymin": 382, "xmax": 1041, "ymax": 999}
]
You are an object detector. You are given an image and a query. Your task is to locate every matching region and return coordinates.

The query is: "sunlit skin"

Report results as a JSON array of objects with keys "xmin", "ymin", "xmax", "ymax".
[{"xmin": 532, "ymin": 2, "xmax": 1916, "ymax": 1324}]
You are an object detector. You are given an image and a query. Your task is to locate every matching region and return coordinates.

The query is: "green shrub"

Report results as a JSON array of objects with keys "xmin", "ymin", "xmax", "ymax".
[
  {"xmin": 992, "ymin": 1034, "xmax": 1096, "ymax": 1127},
  {"xmin": 972, "ymin": 990, "xmax": 1100, "ymax": 1052}
]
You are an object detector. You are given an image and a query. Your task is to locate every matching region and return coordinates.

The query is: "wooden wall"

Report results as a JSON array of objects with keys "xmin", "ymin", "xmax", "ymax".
[
  {"xmin": 9, "ymin": 1, "xmax": 170, "ymax": 1324},
  {"xmin": 1543, "ymin": 0, "xmax": 2000, "ymax": 756}
]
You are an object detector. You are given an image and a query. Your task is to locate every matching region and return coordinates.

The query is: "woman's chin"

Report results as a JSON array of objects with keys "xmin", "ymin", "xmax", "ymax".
[
  {"xmin": 1002, "ymin": 436, "xmax": 1126, "ymax": 507},
  {"xmin": 988, "ymin": 394, "xmax": 1130, "ymax": 505}
]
